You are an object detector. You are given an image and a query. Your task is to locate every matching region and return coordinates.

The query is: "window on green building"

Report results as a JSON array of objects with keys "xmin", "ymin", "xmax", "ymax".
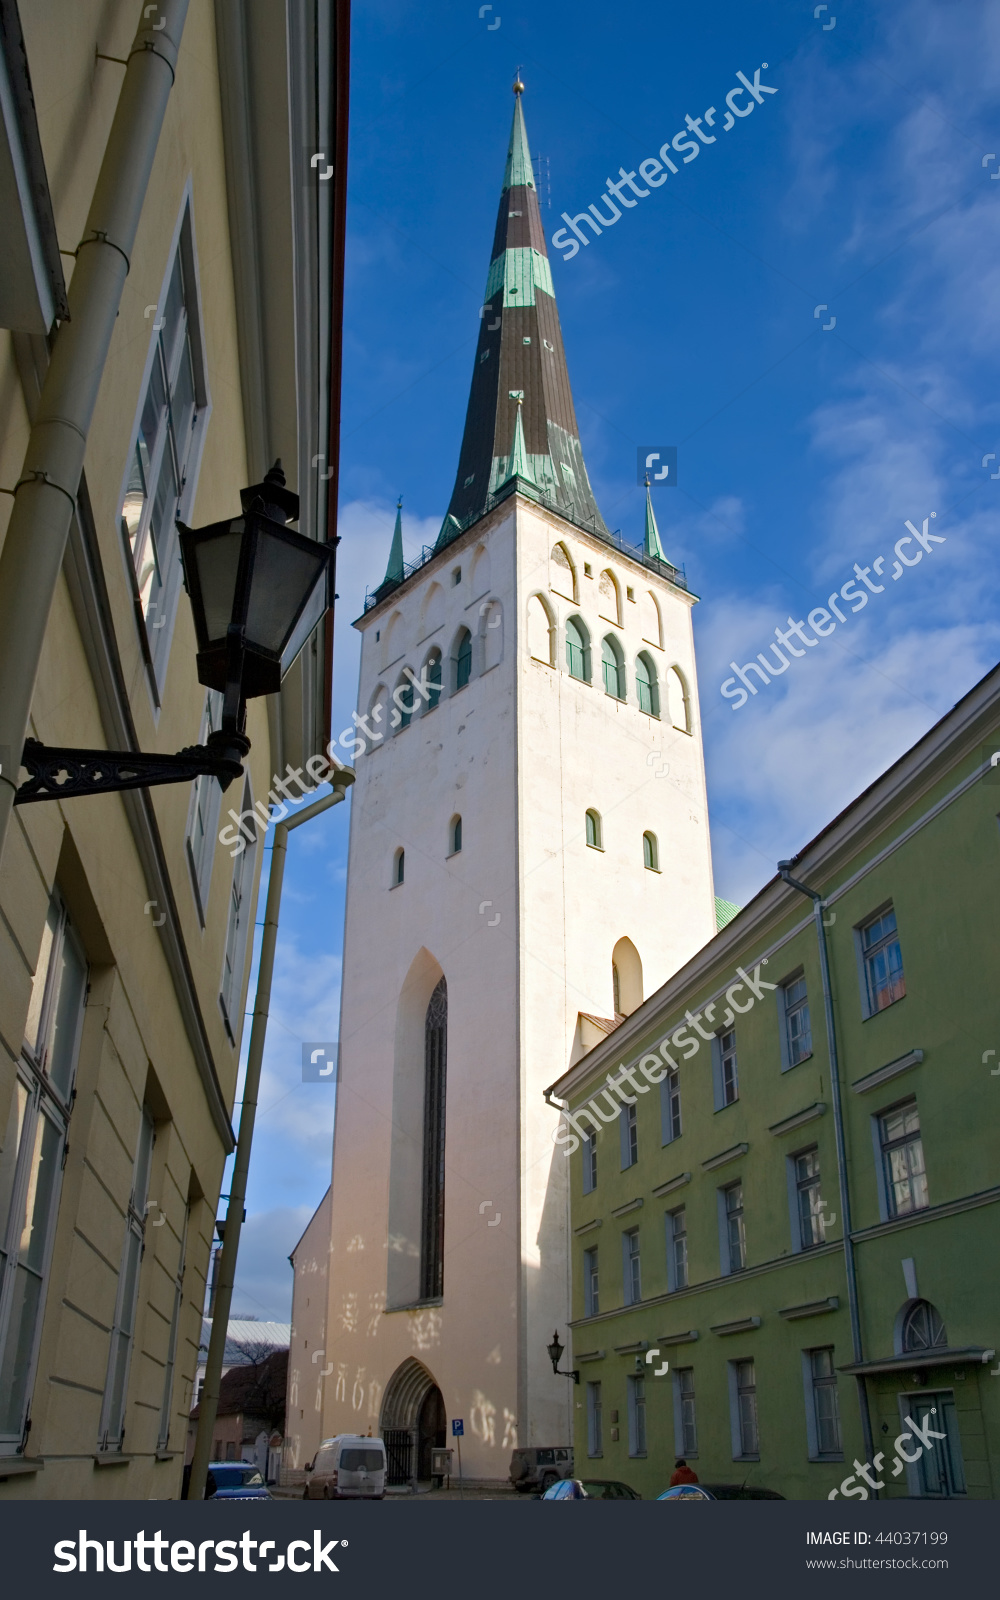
[
  {"xmin": 587, "ymin": 1381, "xmax": 603, "ymax": 1456},
  {"xmin": 879, "ymin": 1101, "xmax": 928, "ymax": 1217},
  {"xmin": 901, "ymin": 1300, "xmax": 946, "ymax": 1353},
  {"xmin": 620, "ymin": 1101, "xmax": 638, "ymax": 1170},
  {"xmin": 661, "ymin": 1068, "xmax": 681, "ymax": 1144},
  {"xmin": 623, "ymin": 1228, "xmax": 641, "ymax": 1305},
  {"xmin": 808, "ymin": 1348, "xmax": 842, "ymax": 1457},
  {"xmin": 794, "ymin": 1148, "xmax": 826, "ymax": 1249},
  {"xmin": 722, "ymin": 1181, "xmax": 745, "ymax": 1273},
  {"xmin": 584, "ymin": 1247, "xmax": 599, "ymax": 1316},
  {"xmin": 781, "ymin": 973, "xmax": 812, "ymax": 1067},
  {"xmin": 627, "ymin": 1374, "xmax": 647, "ymax": 1457},
  {"xmin": 860, "ymin": 904, "xmax": 906, "ymax": 1015},
  {"xmin": 667, "ymin": 1206, "xmax": 688, "ymax": 1290},
  {"xmin": 731, "ymin": 1359, "xmax": 759, "ymax": 1460},
  {"xmin": 674, "ymin": 1368, "xmax": 697, "ymax": 1458},
  {"xmin": 712, "ymin": 1028, "xmax": 739, "ymax": 1108},
  {"xmin": 582, "ymin": 1133, "xmax": 597, "ymax": 1195}
]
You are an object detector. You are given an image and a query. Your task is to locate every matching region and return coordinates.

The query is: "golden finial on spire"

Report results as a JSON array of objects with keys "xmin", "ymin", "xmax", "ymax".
[{"xmin": 513, "ymin": 69, "xmax": 524, "ymax": 95}]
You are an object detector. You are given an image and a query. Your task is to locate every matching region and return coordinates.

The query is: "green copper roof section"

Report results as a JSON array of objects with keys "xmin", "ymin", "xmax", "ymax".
[
  {"xmin": 383, "ymin": 498, "xmax": 404, "ymax": 585},
  {"xmin": 715, "ymin": 895, "xmax": 741, "ymax": 931},
  {"xmin": 505, "ymin": 401, "xmax": 534, "ymax": 485},
  {"xmin": 644, "ymin": 480, "xmax": 667, "ymax": 561},
  {"xmin": 503, "ymin": 93, "xmax": 535, "ymax": 192},
  {"xmin": 484, "ymin": 247, "xmax": 554, "ymax": 307}
]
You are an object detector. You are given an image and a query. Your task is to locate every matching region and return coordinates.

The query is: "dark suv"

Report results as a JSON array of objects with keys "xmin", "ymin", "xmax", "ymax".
[{"xmin": 509, "ymin": 1446, "xmax": 574, "ymax": 1493}]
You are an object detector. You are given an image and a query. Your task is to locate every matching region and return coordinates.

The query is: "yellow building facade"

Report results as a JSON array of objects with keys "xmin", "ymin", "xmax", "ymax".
[{"xmin": 0, "ymin": 0, "xmax": 343, "ymax": 1497}]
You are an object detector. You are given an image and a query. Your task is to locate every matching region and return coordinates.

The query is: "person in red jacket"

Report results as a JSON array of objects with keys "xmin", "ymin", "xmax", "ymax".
[{"xmin": 669, "ymin": 1458, "xmax": 700, "ymax": 1486}]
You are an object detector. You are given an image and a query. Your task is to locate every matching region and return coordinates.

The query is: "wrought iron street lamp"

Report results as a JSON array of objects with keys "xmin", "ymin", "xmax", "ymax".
[
  {"xmin": 547, "ymin": 1329, "xmax": 580, "ymax": 1384},
  {"xmin": 14, "ymin": 463, "xmax": 333, "ymax": 804}
]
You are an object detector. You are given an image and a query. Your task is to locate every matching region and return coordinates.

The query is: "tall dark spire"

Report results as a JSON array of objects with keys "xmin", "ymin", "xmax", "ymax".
[{"xmin": 439, "ymin": 82, "xmax": 607, "ymax": 543}]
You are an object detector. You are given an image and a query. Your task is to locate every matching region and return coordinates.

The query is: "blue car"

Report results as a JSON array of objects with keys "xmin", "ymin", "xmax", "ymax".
[
  {"xmin": 206, "ymin": 1463, "xmax": 272, "ymax": 1500},
  {"xmin": 657, "ymin": 1484, "xmax": 717, "ymax": 1501}
]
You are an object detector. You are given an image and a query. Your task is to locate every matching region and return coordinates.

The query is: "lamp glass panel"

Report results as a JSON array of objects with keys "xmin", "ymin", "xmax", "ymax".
[
  {"xmin": 245, "ymin": 524, "xmax": 327, "ymax": 656},
  {"xmin": 194, "ymin": 522, "xmax": 244, "ymax": 643}
]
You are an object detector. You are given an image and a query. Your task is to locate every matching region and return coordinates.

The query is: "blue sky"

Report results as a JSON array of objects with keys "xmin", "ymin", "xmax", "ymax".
[{"xmin": 226, "ymin": 0, "xmax": 1000, "ymax": 1319}]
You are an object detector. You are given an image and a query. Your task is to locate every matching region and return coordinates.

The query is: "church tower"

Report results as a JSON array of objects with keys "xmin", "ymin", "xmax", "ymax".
[{"xmin": 312, "ymin": 83, "xmax": 716, "ymax": 1483}]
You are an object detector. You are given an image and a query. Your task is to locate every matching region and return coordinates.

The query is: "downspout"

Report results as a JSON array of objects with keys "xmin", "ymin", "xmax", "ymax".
[
  {"xmin": 777, "ymin": 860, "xmax": 876, "ymax": 1478},
  {"xmin": 0, "ymin": 0, "xmax": 189, "ymax": 864},
  {"xmin": 187, "ymin": 778, "xmax": 353, "ymax": 1499}
]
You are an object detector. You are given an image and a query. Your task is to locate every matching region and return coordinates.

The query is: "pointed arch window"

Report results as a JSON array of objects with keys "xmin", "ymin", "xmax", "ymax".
[
  {"xmin": 450, "ymin": 816, "xmax": 462, "ymax": 855},
  {"xmin": 393, "ymin": 670, "xmax": 416, "ymax": 731},
  {"xmin": 668, "ymin": 665, "xmax": 691, "ymax": 732},
  {"xmin": 901, "ymin": 1301, "xmax": 947, "ymax": 1353},
  {"xmin": 392, "ymin": 848, "xmax": 405, "ymax": 886},
  {"xmin": 424, "ymin": 650, "xmax": 442, "ymax": 712},
  {"xmin": 602, "ymin": 635, "xmax": 625, "ymax": 700},
  {"xmin": 566, "ymin": 617, "xmax": 589, "ymax": 681},
  {"xmin": 420, "ymin": 978, "xmax": 448, "ymax": 1301},
  {"xmin": 643, "ymin": 831, "xmax": 659, "ymax": 872},
  {"xmin": 453, "ymin": 628, "xmax": 472, "ymax": 691},
  {"xmin": 636, "ymin": 652, "xmax": 659, "ymax": 717},
  {"xmin": 550, "ymin": 541, "xmax": 577, "ymax": 601},
  {"xmin": 585, "ymin": 809, "xmax": 603, "ymax": 850},
  {"xmin": 598, "ymin": 569, "xmax": 621, "ymax": 625}
]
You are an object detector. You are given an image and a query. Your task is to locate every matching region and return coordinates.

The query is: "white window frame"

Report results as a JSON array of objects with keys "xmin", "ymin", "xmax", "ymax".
[
  {"xmin": 627, "ymin": 1373, "xmax": 647, "ymax": 1457},
  {"xmin": 672, "ymin": 1367, "xmax": 698, "ymax": 1459},
  {"xmin": 660, "ymin": 1068, "xmax": 681, "ymax": 1144},
  {"xmin": 582, "ymin": 1133, "xmax": 597, "ymax": 1196},
  {"xmin": 872, "ymin": 1098, "xmax": 928, "ymax": 1221},
  {"xmin": 718, "ymin": 1181, "xmax": 745, "ymax": 1275},
  {"xmin": 156, "ymin": 1202, "xmax": 190, "ymax": 1452},
  {"xmin": 666, "ymin": 1205, "xmax": 688, "ymax": 1291},
  {"xmin": 777, "ymin": 970, "xmax": 813, "ymax": 1071},
  {"xmin": 711, "ymin": 1028, "xmax": 738, "ymax": 1109},
  {"xmin": 586, "ymin": 1380, "xmax": 603, "ymax": 1457},
  {"xmin": 583, "ymin": 1246, "xmax": 599, "ymax": 1317},
  {"xmin": 116, "ymin": 188, "xmax": 211, "ymax": 711},
  {"xmin": 185, "ymin": 690, "xmax": 224, "ymax": 924},
  {"xmin": 219, "ymin": 778, "xmax": 260, "ymax": 1046},
  {"xmin": 98, "ymin": 1107, "xmax": 155, "ymax": 1453},
  {"xmin": 801, "ymin": 1347, "xmax": 843, "ymax": 1461},
  {"xmin": 622, "ymin": 1227, "xmax": 641, "ymax": 1307},
  {"xmin": 0, "ymin": 894, "xmax": 87, "ymax": 1456},
  {"xmin": 786, "ymin": 1145, "xmax": 826, "ymax": 1252},
  {"xmin": 619, "ymin": 1100, "xmax": 638, "ymax": 1169},
  {"xmin": 854, "ymin": 902, "xmax": 906, "ymax": 1019},
  {"xmin": 728, "ymin": 1358, "xmax": 759, "ymax": 1461}
]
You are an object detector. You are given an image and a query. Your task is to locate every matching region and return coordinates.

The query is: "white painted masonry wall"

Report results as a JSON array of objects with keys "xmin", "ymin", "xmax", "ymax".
[{"xmin": 316, "ymin": 491, "xmax": 715, "ymax": 1478}]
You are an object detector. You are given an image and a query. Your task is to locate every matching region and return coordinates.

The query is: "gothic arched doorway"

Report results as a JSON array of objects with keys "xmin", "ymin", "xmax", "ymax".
[{"xmin": 380, "ymin": 1357, "xmax": 446, "ymax": 1488}]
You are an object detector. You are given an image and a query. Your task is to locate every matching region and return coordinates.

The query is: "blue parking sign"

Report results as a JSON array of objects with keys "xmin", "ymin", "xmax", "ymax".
[{"xmin": 451, "ymin": 1419, "xmax": 464, "ymax": 1436}]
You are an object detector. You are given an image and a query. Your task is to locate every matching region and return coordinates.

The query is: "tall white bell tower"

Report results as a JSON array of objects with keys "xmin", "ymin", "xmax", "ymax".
[{"xmin": 309, "ymin": 85, "xmax": 716, "ymax": 1483}]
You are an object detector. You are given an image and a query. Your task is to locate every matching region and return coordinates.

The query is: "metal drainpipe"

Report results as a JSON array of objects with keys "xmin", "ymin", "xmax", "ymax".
[
  {"xmin": 187, "ymin": 781, "xmax": 352, "ymax": 1499},
  {"xmin": 0, "ymin": 0, "xmax": 189, "ymax": 865},
  {"xmin": 777, "ymin": 861, "xmax": 876, "ymax": 1480}
]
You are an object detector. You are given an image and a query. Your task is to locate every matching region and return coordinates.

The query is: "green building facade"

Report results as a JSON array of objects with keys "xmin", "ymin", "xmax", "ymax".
[{"xmin": 548, "ymin": 667, "xmax": 1000, "ymax": 1501}]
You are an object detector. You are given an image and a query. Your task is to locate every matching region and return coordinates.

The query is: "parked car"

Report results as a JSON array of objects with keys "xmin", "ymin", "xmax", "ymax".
[
  {"xmin": 509, "ymin": 1446, "xmax": 573, "ymax": 1494},
  {"xmin": 205, "ymin": 1463, "xmax": 271, "ymax": 1500},
  {"xmin": 304, "ymin": 1435, "xmax": 387, "ymax": 1499},
  {"xmin": 703, "ymin": 1484, "xmax": 785, "ymax": 1500},
  {"xmin": 657, "ymin": 1484, "xmax": 717, "ymax": 1501},
  {"xmin": 579, "ymin": 1479, "xmax": 641, "ymax": 1500},
  {"xmin": 541, "ymin": 1478, "xmax": 588, "ymax": 1499}
]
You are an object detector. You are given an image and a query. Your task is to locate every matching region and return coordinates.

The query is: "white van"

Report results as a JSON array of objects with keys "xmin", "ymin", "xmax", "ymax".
[{"xmin": 305, "ymin": 1434, "xmax": 387, "ymax": 1499}]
